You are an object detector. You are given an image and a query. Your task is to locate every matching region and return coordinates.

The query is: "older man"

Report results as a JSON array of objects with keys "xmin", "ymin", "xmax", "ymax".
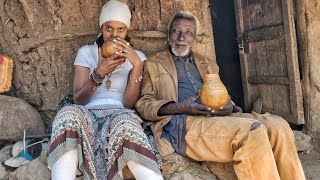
[{"xmin": 136, "ymin": 11, "xmax": 305, "ymax": 180}]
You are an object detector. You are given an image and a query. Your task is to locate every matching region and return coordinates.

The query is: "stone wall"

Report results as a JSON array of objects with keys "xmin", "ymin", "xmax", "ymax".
[{"xmin": 295, "ymin": 0, "xmax": 320, "ymax": 150}]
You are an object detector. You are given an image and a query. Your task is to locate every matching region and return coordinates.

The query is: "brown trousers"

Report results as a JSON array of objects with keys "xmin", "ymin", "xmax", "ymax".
[{"xmin": 185, "ymin": 112, "xmax": 305, "ymax": 180}]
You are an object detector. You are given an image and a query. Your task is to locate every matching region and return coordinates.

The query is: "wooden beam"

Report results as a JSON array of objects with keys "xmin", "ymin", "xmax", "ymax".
[
  {"xmin": 128, "ymin": 30, "xmax": 166, "ymax": 38},
  {"xmin": 282, "ymin": 0, "xmax": 305, "ymax": 124},
  {"xmin": 246, "ymin": 25, "xmax": 285, "ymax": 42},
  {"xmin": 0, "ymin": 133, "xmax": 51, "ymax": 141},
  {"xmin": 248, "ymin": 76, "xmax": 289, "ymax": 85}
]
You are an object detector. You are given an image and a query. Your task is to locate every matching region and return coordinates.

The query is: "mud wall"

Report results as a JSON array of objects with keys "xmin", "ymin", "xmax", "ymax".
[
  {"xmin": 0, "ymin": 0, "xmax": 215, "ymax": 125},
  {"xmin": 295, "ymin": 0, "xmax": 320, "ymax": 150}
]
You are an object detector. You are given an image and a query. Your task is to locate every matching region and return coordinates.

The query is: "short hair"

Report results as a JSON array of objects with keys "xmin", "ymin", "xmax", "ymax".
[{"xmin": 167, "ymin": 11, "xmax": 200, "ymax": 36}]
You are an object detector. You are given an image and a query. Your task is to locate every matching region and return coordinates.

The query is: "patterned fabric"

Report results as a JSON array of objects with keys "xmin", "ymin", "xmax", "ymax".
[{"xmin": 48, "ymin": 104, "xmax": 161, "ymax": 180}]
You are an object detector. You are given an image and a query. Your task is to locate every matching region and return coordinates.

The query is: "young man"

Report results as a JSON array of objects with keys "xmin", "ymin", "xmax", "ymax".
[{"xmin": 136, "ymin": 11, "xmax": 305, "ymax": 180}]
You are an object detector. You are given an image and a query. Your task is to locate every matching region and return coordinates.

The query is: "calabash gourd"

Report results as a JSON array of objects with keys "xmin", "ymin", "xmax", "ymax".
[
  {"xmin": 101, "ymin": 36, "xmax": 118, "ymax": 58},
  {"xmin": 200, "ymin": 73, "xmax": 229, "ymax": 110}
]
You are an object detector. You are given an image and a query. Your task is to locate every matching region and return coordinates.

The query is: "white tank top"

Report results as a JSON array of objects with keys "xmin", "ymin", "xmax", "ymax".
[{"xmin": 74, "ymin": 44, "xmax": 146, "ymax": 107}]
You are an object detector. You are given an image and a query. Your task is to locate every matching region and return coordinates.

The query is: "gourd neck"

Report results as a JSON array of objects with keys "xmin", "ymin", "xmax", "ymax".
[{"xmin": 204, "ymin": 73, "xmax": 221, "ymax": 83}]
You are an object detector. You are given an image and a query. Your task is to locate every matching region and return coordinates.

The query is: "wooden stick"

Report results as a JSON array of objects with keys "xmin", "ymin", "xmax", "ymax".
[{"xmin": 0, "ymin": 133, "xmax": 51, "ymax": 141}]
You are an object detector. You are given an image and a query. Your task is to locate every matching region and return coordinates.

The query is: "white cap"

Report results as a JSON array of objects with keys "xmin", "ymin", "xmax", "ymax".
[{"xmin": 99, "ymin": 0, "xmax": 131, "ymax": 28}]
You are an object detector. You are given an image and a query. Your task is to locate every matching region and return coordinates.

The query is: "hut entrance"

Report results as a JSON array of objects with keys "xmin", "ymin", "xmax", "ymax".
[
  {"xmin": 210, "ymin": 0, "xmax": 244, "ymax": 110},
  {"xmin": 210, "ymin": 0, "xmax": 304, "ymax": 124}
]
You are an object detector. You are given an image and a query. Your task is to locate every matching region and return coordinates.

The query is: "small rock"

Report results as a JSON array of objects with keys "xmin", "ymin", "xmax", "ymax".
[
  {"xmin": 8, "ymin": 157, "xmax": 50, "ymax": 180},
  {"xmin": 293, "ymin": 130, "xmax": 313, "ymax": 153},
  {"xmin": 0, "ymin": 163, "xmax": 10, "ymax": 180},
  {"xmin": 169, "ymin": 163, "xmax": 217, "ymax": 180},
  {"xmin": 202, "ymin": 161, "xmax": 237, "ymax": 180},
  {"xmin": 0, "ymin": 145, "xmax": 13, "ymax": 163},
  {"xmin": 162, "ymin": 153, "xmax": 192, "ymax": 178},
  {"xmin": 38, "ymin": 142, "xmax": 49, "ymax": 163}
]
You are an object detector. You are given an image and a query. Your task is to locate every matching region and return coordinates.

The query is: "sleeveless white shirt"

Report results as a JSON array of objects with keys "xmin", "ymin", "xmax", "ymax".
[{"xmin": 74, "ymin": 44, "xmax": 146, "ymax": 107}]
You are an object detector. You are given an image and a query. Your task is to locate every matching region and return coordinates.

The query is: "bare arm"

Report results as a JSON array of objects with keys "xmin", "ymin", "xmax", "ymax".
[
  {"xmin": 73, "ymin": 49, "xmax": 125, "ymax": 105},
  {"xmin": 123, "ymin": 62, "xmax": 143, "ymax": 109},
  {"xmin": 113, "ymin": 38, "xmax": 144, "ymax": 109},
  {"xmin": 73, "ymin": 65, "xmax": 96, "ymax": 105}
]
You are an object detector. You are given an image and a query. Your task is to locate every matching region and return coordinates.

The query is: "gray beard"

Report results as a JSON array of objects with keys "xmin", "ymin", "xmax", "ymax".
[{"xmin": 171, "ymin": 45, "xmax": 191, "ymax": 57}]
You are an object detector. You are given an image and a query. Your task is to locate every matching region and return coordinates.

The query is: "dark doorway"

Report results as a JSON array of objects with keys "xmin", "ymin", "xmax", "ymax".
[{"xmin": 209, "ymin": 0, "xmax": 244, "ymax": 110}]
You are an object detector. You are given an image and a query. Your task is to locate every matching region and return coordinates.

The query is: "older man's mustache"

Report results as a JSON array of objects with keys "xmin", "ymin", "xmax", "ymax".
[{"xmin": 174, "ymin": 43, "xmax": 190, "ymax": 47}]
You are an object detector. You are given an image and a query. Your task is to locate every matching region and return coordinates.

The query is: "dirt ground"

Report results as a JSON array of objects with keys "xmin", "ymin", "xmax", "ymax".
[{"xmin": 300, "ymin": 150, "xmax": 320, "ymax": 179}]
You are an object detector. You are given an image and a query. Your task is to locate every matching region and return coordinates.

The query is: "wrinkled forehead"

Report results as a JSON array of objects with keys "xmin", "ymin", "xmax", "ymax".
[{"xmin": 170, "ymin": 18, "xmax": 196, "ymax": 31}]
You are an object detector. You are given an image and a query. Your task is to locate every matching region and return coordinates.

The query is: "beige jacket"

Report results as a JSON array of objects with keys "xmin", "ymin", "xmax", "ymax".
[{"xmin": 135, "ymin": 50, "xmax": 219, "ymax": 156}]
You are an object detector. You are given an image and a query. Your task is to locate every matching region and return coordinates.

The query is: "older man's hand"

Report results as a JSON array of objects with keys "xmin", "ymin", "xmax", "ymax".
[
  {"xmin": 178, "ymin": 96, "xmax": 243, "ymax": 117},
  {"xmin": 177, "ymin": 96, "xmax": 213, "ymax": 116},
  {"xmin": 209, "ymin": 101, "xmax": 234, "ymax": 116}
]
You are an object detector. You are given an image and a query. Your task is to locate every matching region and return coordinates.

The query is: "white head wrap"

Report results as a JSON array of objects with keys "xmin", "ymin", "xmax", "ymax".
[{"xmin": 99, "ymin": 0, "xmax": 131, "ymax": 28}]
